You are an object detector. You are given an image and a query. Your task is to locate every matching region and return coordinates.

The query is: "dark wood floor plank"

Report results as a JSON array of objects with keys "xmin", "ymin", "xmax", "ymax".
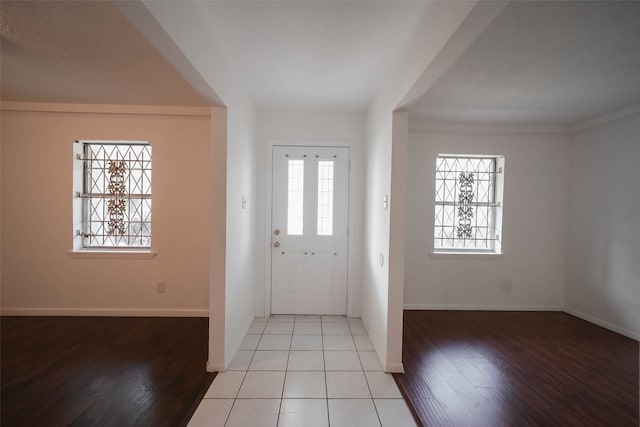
[
  {"xmin": 394, "ymin": 311, "xmax": 639, "ymax": 427},
  {"xmin": 1, "ymin": 317, "xmax": 215, "ymax": 427}
]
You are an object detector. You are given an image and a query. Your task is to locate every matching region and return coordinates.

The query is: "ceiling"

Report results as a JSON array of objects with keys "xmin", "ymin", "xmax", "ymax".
[
  {"xmin": 0, "ymin": 1, "xmax": 207, "ymax": 106},
  {"xmin": 196, "ymin": 1, "xmax": 426, "ymax": 110},
  {"xmin": 408, "ymin": 1, "xmax": 640, "ymax": 125},
  {"xmin": 2, "ymin": 1, "xmax": 639, "ymax": 124},
  {"xmin": 1, "ymin": 0, "xmax": 426, "ymax": 111}
]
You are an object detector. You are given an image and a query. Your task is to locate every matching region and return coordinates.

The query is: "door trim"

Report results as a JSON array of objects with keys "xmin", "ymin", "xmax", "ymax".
[{"xmin": 263, "ymin": 140, "xmax": 357, "ymax": 318}]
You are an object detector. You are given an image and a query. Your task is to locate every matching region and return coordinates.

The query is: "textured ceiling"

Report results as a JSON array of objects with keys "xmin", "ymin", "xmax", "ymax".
[
  {"xmin": 409, "ymin": 1, "xmax": 640, "ymax": 125},
  {"xmin": 4, "ymin": 0, "xmax": 638, "ymax": 121},
  {"xmin": 0, "ymin": 1, "xmax": 207, "ymax": 106}
]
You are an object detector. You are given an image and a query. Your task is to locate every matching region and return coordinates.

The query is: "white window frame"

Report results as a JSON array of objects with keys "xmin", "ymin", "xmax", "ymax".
[
  {"xmin": 432, "ymin": 154, "xmax": 505, "ymax": 256},
  {"xmin": 71, "ymin": 140, "xmax": 154, "ymax": 255}
]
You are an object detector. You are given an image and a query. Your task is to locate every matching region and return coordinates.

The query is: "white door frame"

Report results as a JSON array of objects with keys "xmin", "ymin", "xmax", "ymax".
[{"xmin": 263, "ymin": 140, "xmax": 360, "ymax": 318}]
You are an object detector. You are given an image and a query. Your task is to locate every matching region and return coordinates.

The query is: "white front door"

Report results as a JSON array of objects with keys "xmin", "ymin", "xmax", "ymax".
[{"xmin": 271, "ymin": 146, "xmax": 349, "ymax": 315}]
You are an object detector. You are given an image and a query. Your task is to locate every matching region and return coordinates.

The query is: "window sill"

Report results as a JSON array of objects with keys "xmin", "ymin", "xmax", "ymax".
[
  {"xmin": 67, "ymin": 250, "xmax": 157, "ymax": 259},
  {"xmin": 429, "ymin": 251, "xmax": 505, "ymax": 260}
]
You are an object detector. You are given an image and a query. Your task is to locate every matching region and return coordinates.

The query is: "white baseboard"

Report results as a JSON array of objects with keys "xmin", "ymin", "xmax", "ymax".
[
  {"xmin": 206, "ymin": 360, "xmax": 225, "ymax": 372},
  {"xmin": 385, "ymin": 362, "xmax": 405, "ymax": 374},
  {"xmin": 563, "ymin": 306, "xmax": 639, "ymax": 341},
  {"xmin": 403, "ymin": 304, "xmax": 562, "ymax": 311},
  {"xmin": 401, "ymin": 304, "xmax": 638, "ymax": 341},
  {"xmin": 0, "ymin": 307, "xmax": 209, "ymax": 317},
  {"xmin": 222, "ymin": 318, "xmax": 254, "ymax": 371}
]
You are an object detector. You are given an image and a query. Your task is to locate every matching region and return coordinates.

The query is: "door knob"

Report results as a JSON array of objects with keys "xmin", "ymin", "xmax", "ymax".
[
  {"xmin": 274, "ymin": 229, "xmax": 280, "ymax": 235},
  {"xmin": 274, "ymin": 241, "xmax": 280, "ymax": 248}
]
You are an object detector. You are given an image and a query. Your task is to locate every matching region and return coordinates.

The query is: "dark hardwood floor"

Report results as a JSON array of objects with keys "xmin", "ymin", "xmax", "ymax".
[
  {"xmin": 1, "ymin": 317, "xmax": 215, "ymax": 427},
  {"xmin": 394, "ymin": 311, "xmax": 639, "ymax": 427}
]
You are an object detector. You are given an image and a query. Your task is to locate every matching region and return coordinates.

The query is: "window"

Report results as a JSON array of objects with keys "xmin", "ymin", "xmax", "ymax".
[
  {"xmin": 287, "ymin": 159, "xmax": 304, "ymax": 235},
  {"xmin": 77, "ymin": 141, "xmax": 152, "ymax": 249},
  {"xmin": 316, "ymin": 160, "xmax": 334, "ymax": 236},
  {"xmin": 434, "ymin": 154, "xmax": 504, "ymax": 253}
]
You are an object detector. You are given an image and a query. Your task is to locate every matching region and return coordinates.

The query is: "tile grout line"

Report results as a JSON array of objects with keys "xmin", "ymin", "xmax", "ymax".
[
  {"xmin": 276, "ymin": 316, "xmax": 295, "ymax": 426},
  {"xmin": 214, "ymin": 316, "xmax": 390, "ymax": 427},
  {"xmin": 351, "ymin": 321, "xmax": 384, "ymax": 427},
  {"xmin": 321, "ymin": 317, "xmax": 331, "ymax": 427},
  {"xmin": 222, "ymin": 371, "xmax": 244, "ymax": 426},
  {"xmin": 222, "ymin": 319, "xmax": 262, "ymax": 426}
]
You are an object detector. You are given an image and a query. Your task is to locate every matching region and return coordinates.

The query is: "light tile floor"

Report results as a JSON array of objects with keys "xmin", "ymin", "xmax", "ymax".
[{"xmin": 188, "ymin": 315, "xmax": 417, "ymax": 427}]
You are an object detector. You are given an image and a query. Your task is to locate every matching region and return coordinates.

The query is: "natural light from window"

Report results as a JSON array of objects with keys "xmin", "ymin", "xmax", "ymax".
[
  {"xmin": 80, "ymin": 141, "xmax": 152, "ymax": 249},
  {"xmin": 317, "ymin": 160, "xmax": 334, "ymax": 236},
  {"xmin": 287, "ymin": 159, "xmax": 304, "ymax": 235},
  {"xmin": 434, "ymin": 155, "xmax": 503, "ymax": 253}
]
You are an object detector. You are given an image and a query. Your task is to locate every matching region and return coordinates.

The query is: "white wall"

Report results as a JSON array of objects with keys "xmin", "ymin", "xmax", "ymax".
[
  {"xmin": 362, "ymin": 108, "xmax": 393, "ymax": 370},
  {"xmin": 209, "ymin": 107, "xmax": 228, "ymax": 371},
  {"xmin": 1, "ymin": 103, "xmax": 217, "ymax": 316},
  {"xmin": 256, "ymin": 109, "xmax": 365, "ymax": 317},
  {"xmin": 386, "ymin": 111, "xmax": 409, "ymax": 371},
  {"xmin": 361, "ymin": 1, "xmax": 479, "ymax": 373},
  {"xmin": 565, "ymin": 113, "xmax": 640, "ymax": 339},
  {"xmin": 404, "ymin": 125, "xmax": 571, "ymax": 310},
  {"xmin": 0, "ymin": 108, "xmax": 3, "ymax": 308},
  {"xmin": 223, "ymin": 98, "xmax": 258, "ymax": 367},
  {"xmin": 135, "ymin": 1, "xmax": 260, "ymax": 370}
]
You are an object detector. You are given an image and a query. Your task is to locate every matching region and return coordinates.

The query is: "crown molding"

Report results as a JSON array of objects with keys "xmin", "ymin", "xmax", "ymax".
[
  {"xmin": 0, "ymin": 101, "xmax": 212, "ymax": 117},
  {"xmin": 408, "ymin": 120, "xmax": 572, "ymax": 135},
  {"xmin": 572, "ymin": 103, "xmax": 640, "ymax": 133}
]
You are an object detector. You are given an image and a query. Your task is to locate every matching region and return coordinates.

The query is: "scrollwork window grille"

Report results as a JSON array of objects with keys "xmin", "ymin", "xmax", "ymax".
[
  {"xmin": 457, "ymin": 172, "xmax": 475, "ymax": 239},
  {"xmin": 434, "ymin": 155, "xmax": 501, "ymax": 251},
  {"xmin": 107, "ymin": 160, "xmax": 127, "ymax": 236},
  {"xmin": 79, "ymin": 141, "xmax": 152, "ymax": 248}
]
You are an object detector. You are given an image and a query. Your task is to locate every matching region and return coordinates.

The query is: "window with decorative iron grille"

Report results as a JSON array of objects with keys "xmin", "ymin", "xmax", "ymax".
[
  {"xmin": 434, "ymin": 155, "xmax": 504, "ymax": 253},
  {"xmin": 77, "ymin": 141, "xmax": 152, "ymax": 249}
]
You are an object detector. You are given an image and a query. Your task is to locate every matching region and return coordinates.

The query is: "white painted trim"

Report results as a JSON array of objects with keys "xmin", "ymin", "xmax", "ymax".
[
  {"xmin": 408, "ymin": 105, "xmax": 640, "ymax": 136},
  {"xmin": 401, "ymin": 305, "xmax": 637, "ymax": 341},
  {"xmin": 262, "ymin": 139, "xmax": 274, "ymax": 317},
  {"xmin": 67, "ymin": 250, "xmax": 157, "ymax": 259},
  {"xmin": 224, "ymin": 318, "xmax": 253, "ymax": 371},
  {"xmin": 409, "ymin": 120, "xmax": 572, "ymax": 135},
  {"xmin": 263, "ymin": 140, "xmax": 359, "ymax": 318},
  {"xmin": 403, "ymin": 304, "xmax": 562, "ymax": 311},
  {"xmin": 384, "ymin": 362, "xmax": 405, "ymax": 374},
  {"xmin": 0, "ymin": 101, "xmax": 211, "ymax": 117},
  {"xmin": 563, "ymin": 307, "xmax": 639, "ymax": 341},
  {"xmin": 0, "ymin": 307, "xmax": 208, "ymax": 317},
  {"xmin": 206, "ymin": 361, "xmax": 225, "ymax": 372},
  {"xmin": 428, "ymin": 251, "xmax": 505, "ymax": 260},
  {"xmin": 572, "ymin": 103, "xmax": 640, "ymax": 133}
]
